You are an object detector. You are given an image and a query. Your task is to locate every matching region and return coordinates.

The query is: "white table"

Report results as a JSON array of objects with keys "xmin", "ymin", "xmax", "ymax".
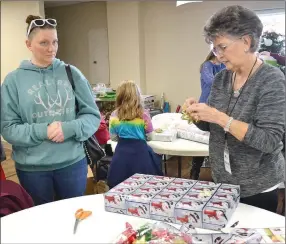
[
  {"xmin": 1, "ymin": 194, "xmax": 284, "ymax": 243},
  {"xmin": 109, "ymin": 139, "xmax": 209, "ymax": 157}
]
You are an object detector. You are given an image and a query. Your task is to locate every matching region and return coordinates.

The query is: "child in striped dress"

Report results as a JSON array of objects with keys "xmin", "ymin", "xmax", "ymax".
[{"xmin": 107, "ymin": 80, "xmax": 163, "ymax": 188}]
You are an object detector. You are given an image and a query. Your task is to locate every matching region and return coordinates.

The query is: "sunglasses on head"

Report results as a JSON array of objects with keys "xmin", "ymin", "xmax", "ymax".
[{"xmin": 27, "ymin": 18, "xmax": 57, "ymax": 37}]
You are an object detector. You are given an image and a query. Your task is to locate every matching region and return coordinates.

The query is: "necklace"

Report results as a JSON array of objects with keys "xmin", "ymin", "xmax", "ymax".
[
  {"xmin": 232, "ymin": 57, "xmax": 258, "ymax": 98},
  {"xmin": 226, "ymin": 57, "xmax": 258, "ymax": 117},
  {"xmin": 233, "ymin": 88, "xmax": 241, "ymax": 98}
]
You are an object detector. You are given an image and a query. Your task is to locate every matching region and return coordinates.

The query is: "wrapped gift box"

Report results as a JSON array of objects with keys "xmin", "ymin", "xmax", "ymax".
[
  {"xmin": 177, "ymin": 129, "xmax": 209, "ymax": 144},
  {"xmin": 180, "ymin": 225, "xmax": 285, "ymax": 244},
  {"xmin": 104, "ymin": 174, "xmax": 240, "ymax": 230},
  {"xmin": 152, "ymin": 129, "xmax": 177, "ymax": 142},
  {"xmin": 176, "ymin": 122, "xmax": 210, "ymax": 145}
]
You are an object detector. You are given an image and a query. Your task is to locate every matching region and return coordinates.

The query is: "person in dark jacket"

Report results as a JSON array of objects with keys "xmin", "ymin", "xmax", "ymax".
[{"xmin": 0, "ymin": 180, "xmax": 34, "ymax": 217}]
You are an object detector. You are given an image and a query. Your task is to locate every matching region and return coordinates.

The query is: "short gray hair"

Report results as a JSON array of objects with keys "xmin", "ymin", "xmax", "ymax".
[{"xmin": 203, "ymin": 5, "xmax": 263, "ymax": 52}]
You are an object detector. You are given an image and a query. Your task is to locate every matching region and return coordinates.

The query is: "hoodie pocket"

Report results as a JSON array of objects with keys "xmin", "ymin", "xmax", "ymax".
[
  {"xmin": 26, "ymin": 140, "xmax": 55, "ymax": 165},
  {"xmin": 26, "ymin": 139, "xmax": 84, "ymax": 166}
]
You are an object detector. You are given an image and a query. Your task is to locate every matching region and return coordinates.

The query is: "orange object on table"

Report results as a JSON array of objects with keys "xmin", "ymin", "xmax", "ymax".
[{"xmin": 73, "ymin": 208, "xmax": 92, "ymax": 234}]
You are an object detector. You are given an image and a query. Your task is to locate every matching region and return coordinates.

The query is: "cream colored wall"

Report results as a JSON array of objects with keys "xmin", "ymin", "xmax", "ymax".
[
  {"xmin": 141, "ymin": 1, "xmax": 285, "ymax": 110},
  {"xmin": 1, "ymin": 1, "xmax": 44, "ymax": 83},
  {"xmin": 43, "ymin": 1, "xmax": 284, "ymax": 111},
  {"xmin": 107, "ymin": 2, "xmax": 146, "ymax": 91},
  {"xmin": 45, "ymin": 1, "xmax": 108, "ymax": 82}
]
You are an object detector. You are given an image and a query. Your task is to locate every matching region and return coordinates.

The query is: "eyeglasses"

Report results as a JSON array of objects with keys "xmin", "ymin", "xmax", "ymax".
[
  {"xmin": 27, "ymin": 19, "xmax": 57, "ymax": 37},
  {"xmin": 211, "ymin": 38, "xmax": 241, "ymax": 57}
]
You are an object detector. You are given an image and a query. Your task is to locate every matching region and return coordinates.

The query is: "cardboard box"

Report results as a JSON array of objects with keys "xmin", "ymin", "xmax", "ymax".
[{"xmin": 104, "ymin": 174, "xmax": 240, "ymax": 230}]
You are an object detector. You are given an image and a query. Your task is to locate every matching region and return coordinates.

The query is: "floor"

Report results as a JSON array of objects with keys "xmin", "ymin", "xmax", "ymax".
[{"xmin": 2, "ymin": 144, "xmax": 284, "ymax": 215}]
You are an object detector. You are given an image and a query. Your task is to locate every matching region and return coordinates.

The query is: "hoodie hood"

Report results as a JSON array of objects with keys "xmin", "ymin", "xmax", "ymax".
[
  {"xmin": 19, "ymin": 58, "xmax": 63, "ymax": 71},
  {"xmin": 18, "ymin": 59, "xmax": 64, "ymax": 85}
]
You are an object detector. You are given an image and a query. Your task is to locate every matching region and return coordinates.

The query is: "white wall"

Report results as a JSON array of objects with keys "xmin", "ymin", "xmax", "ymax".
[
  {"xmin": 44, "ymin": 1, "xmax": 284, "ymax": 111},
  {"xmin": 1, "ymin": 1, "xmax": 44, "ymax": 83},
  {"xmin": 107, "ymin": 2, "xmax": 146, "ymax": 91}
]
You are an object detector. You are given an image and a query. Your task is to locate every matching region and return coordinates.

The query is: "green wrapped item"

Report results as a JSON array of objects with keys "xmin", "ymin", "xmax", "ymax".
[
  {"xmin": 181, "ymin": 111, "xmax": 198, "ymax": 124},
  {"xmin": 136, "ymin": 224, "xmax": 152, "ymax": 242}
]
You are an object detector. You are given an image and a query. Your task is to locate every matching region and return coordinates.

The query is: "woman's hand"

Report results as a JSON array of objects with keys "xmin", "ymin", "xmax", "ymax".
[
  {"xmin": 182, "ymin": 97, "xmax": 198, "ymax": 111},
  {"xmin": 187, "ymin": 103, "xmax": 228, "ymax": 125},
  {"xmin": 47, "ymin": 122, "xmax": 64, "ymax": 143}
]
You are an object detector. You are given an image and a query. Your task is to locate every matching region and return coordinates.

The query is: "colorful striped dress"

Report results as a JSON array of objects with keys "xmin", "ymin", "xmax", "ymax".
[
  {"xmin": 109, "ymin": 110, "xmax": 153, "ymax": 141},
  {"xmin": 107, "ymin": 110, "xmax": 163, "ymax": 188}
]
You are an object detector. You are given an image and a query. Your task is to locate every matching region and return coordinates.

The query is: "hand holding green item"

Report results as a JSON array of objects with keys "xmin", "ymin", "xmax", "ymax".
[{"xmin": 181, "ymin": 111, "xmax": 199, "ymax": 124}]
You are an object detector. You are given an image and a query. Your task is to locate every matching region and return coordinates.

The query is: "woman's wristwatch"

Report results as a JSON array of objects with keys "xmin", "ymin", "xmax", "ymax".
[{"xmin": 224, "ymin": 117, "xmax": 234, "ymax": 132}]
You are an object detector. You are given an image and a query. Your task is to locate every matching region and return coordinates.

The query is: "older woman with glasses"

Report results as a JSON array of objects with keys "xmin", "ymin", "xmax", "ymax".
[{"xmin": 184, "ymin": 5, "xmax": 285, "ymax": 213}]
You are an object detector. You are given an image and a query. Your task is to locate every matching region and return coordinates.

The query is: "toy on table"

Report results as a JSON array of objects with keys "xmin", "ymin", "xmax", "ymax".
[
  {"xmin": 114, "ymin": 222, "xmax": 194, "ymax": 244},
  {"xmin": 73, "ymin": 208, "xmax": 92, "ymax": 234}
]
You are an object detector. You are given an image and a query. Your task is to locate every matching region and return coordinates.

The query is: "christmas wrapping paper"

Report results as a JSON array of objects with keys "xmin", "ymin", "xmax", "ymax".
[
  {"xmin": 104, "ymin": 174, "xmax": 240, "ymax": 231},
  {"xmin": 180, "ymin": 224, "xmax": 285, "ymax": 244}
]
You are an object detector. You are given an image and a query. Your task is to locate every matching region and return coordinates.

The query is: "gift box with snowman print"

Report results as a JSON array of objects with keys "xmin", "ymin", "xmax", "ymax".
[{"xmin": 104, "ymin": 174, "xmax": 240, "ymax": 230}]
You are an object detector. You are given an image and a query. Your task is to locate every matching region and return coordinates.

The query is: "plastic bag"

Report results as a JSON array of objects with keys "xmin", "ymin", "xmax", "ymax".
[{"xmin": 114, "ymin": 222, "xmax": 193, "ymax": 244}]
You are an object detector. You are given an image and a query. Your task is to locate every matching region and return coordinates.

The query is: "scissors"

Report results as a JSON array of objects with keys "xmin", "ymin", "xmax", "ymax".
[{"xmin": 73, "ymin": 208, "xmax": 92, "ymax": 234}]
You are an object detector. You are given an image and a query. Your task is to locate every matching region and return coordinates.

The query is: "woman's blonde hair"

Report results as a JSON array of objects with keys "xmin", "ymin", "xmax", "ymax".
[{"xmin": 116, "ymin": 80, "xmax": 144, "ymax": 121}]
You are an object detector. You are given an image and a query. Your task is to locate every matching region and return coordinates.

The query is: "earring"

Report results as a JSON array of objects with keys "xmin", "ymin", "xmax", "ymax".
[{"xmin": 244, "ymin": 49, "xmax": 248, "ymax": 53}]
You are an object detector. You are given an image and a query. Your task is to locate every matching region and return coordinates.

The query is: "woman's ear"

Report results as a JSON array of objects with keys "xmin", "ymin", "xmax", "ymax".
[
  {"xmin": 242, "ymin": 35, "xmax": 252, "ymax": 52},
  {"xmin": 26, "ymin": 39, "xmax": 32, "ymax": 51}
]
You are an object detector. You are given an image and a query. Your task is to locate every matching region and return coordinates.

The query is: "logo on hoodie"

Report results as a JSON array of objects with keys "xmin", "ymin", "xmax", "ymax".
[{"xmin": 28, "ymin": 79, "xmax": 75, "ymax": 118}]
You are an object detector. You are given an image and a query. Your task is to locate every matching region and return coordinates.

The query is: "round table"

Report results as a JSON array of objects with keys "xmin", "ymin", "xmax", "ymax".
[
  {"xmin": 1, "ymin": 194, "xmax": 284, "ymax": 243},
  {"xmin": 108, "ymin": 139, "xmax": 209, "ymax": 157}
]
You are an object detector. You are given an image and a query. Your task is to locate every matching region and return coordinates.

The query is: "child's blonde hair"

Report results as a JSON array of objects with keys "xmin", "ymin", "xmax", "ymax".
[{"xmin": 116, "ymin": 80, "xmax": 143, "ymax": 121}]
